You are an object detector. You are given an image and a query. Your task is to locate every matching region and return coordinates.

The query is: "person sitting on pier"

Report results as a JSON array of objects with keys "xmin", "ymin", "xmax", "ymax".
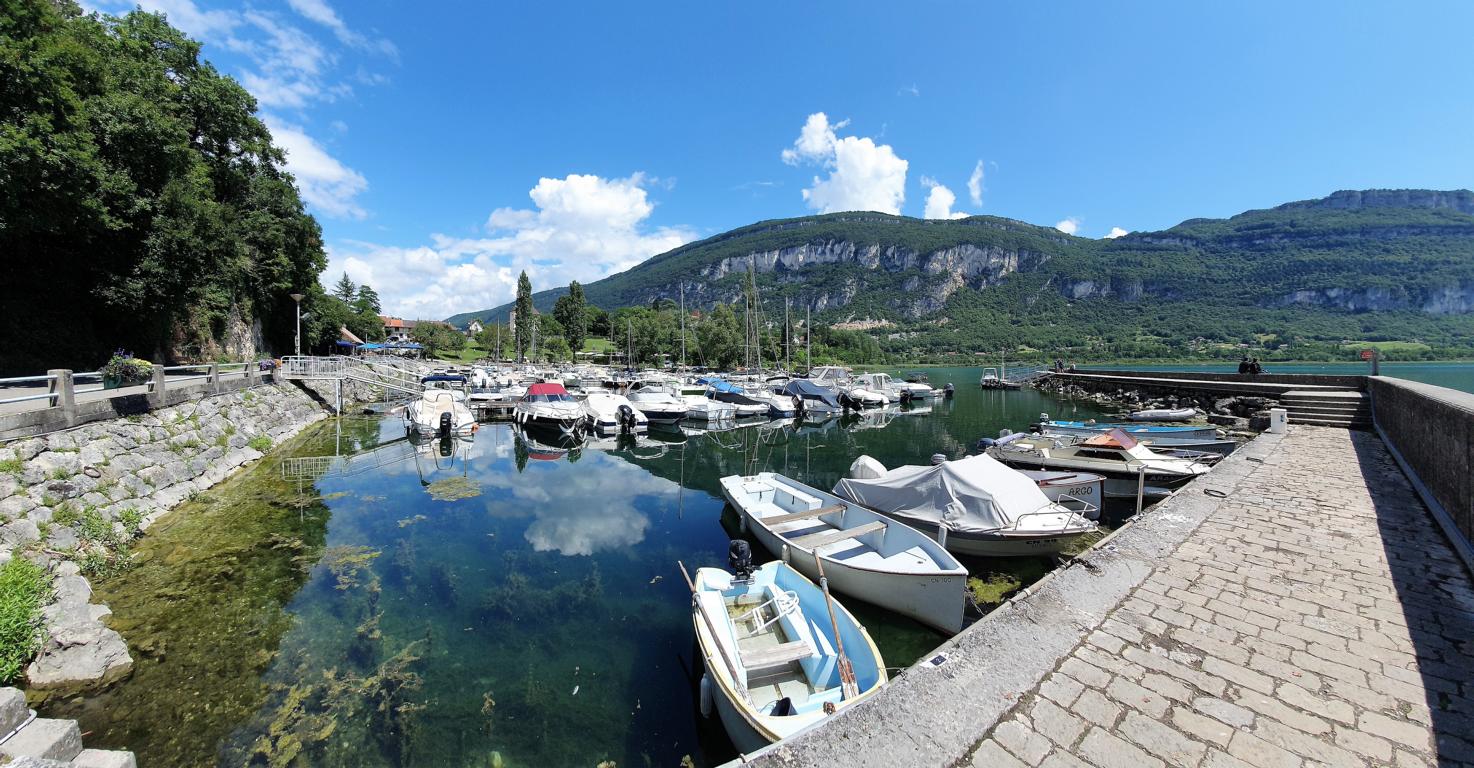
[
  {"xmin": 1248, "ymin": 357, "xmax": 1263, "ymax": 374},
  {"xmin": 1237, "ymin": 355, "xmax": 1251, "ymax": 374}
]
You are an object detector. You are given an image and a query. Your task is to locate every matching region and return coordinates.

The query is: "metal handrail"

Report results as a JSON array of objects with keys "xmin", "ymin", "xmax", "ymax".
[
  {"xmin": 0, "ymin": 374, "xmax": 56, "ymax": 386},
  {"xmin": 0, "ymin": 391, "xmax": 60, "ymax": 406}
]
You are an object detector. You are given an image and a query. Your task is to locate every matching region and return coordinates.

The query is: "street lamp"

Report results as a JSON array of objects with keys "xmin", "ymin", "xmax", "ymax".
[{"xmin": 290, "ymin": 293, "xmax": 305, "ymax": 356}]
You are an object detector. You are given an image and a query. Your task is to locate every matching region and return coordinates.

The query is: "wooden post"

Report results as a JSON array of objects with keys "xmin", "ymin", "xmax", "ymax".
[
  {"xmin": 151, "ymin": 364, "xmax": 167, "ymax": 407},
  {"xmin": 49, "ymin": 369, "xmax": 76, "ymax": 426}
]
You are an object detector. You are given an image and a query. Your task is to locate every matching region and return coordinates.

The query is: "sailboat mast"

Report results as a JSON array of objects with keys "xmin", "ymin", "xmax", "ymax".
[
  {"xmin": 680, "ymin": 283, "xmax": 686, "ymax": 369},
  {"xmin": 806, "ymin": 305, "xmax": 811, "ymax": 371},
  {"xmin": 785, "ymin": 298, "xmax": 791, "ymax": 372}
]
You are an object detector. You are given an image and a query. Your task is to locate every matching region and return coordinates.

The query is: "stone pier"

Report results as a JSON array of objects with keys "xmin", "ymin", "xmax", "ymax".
[{"xmin": 736, "ymin": 426, "xmax": 1474, "ymax": 767}]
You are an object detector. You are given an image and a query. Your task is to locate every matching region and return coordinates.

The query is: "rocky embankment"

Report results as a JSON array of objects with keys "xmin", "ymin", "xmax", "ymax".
[
  {"xmin": 1033, "ymin": 376, "xmax": 1277, "ymax": 430},
  {"xmin": 0, "ymin": 382, "xmax": 327, "ymax": 704}
]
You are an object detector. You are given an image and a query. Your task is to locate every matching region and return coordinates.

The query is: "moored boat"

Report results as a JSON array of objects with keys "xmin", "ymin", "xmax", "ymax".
[
  {"xmin": 583, "ymin": 391, "xmax": 648, "ymax": 434},
  {"xmin": 836, "ymin": 455, "xmax": 1099, "ymax": 557},
  {"xmin": 1127, "ymin": 407, "xmax": 1199, "ymax": 422},
  {"xmin": 1034, "ymin": 415, "xmax": 1221, "ymax": 442},
  {"xmin": 689, "ymin": 557, "xmax": 887, "ymax": 753},
  {"xmin": 513, "ymin": 382, "xmax": 590, "ymax": 432},
  {"xmin": 719, "ymin": 473, "xmax": 968, "ymax": 634},
  {"xmin": 1019, "ymin": 470, "xmax": 1104, "ymax": 519},
  {"xmin": 986, "ymin": 429, "xmax": 1212, "ymax": 498},
  {"xmin": 405, "ymin": 375, "xmax": 478, "ymax": 437}
]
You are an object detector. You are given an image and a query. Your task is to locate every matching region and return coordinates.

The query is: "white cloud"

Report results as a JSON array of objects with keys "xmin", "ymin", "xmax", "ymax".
[
  {"xmin": 967, "ymin": 160, "xmax": 985, "ymax": 207},
  {"xmin": 284, "ymin": 0, "xmax": 397, "ymax": 57},
  {"xmin": 920, "ymin": 177, "xmax": 967, "ymax": 220},
  {"xmin": 1104, "ymin": 227, "xmax": 1130, "ymax": 239},
  {"xmin": 781, "ymin": 112, "xmax": 907, "ymax": 215},
  {"xmin": 1055, "ymin": 218, "xmax": 1081, "ymax": 235},
  {"xmin": 265, "ymin": 117, "xmax": 368, "ymax": 219},
  {"xmin": 327, "ymin": 173, "xmax": 697, "ymax": 319}
]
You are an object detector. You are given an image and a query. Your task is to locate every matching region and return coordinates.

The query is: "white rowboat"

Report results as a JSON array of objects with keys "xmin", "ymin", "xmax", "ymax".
[{"xmin": 719, "ymin": 473, "xmax": 967, "ymax": 634}]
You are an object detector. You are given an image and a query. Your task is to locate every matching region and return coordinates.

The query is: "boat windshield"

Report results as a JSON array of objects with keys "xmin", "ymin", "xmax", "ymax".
[{"xmin": 526, "ymin": 393, "xmax": 574, "ymax": 402}]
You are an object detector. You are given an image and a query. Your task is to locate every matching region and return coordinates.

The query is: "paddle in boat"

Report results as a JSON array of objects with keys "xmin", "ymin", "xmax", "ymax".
[
  {"xmin": 719, "ymin": 473, "xmax": 968, "ymax": 634},
  {"xmin": 681, "ymin": 545, "xmax": 887, "ymax": 754}
]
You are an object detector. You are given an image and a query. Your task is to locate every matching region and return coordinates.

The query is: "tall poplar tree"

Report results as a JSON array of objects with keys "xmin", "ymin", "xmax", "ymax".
[{"xmin": 514, "ymin": 271, "xmax": 534, "ymax": 361}]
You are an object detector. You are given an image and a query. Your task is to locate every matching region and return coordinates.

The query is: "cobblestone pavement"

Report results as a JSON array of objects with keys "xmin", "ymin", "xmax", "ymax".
[{"xmin": 967, "ymin": 426, "xmax": 1474, "ymax": 768}]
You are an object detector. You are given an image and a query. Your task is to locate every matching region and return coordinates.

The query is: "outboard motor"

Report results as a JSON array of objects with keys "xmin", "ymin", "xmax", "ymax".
[
  {"xmin": 943, "ymin": 383, "xmax": 955, "ymax": 399},
  {"xmin": 899, "ymin": 390, "xmax": 914, "ymax": 405},
  {"xmin": 437, "ymin": 411, "xmax": 453, "ymax": 439},
  {"xmin": 617, "ymin": 404, "xmax": 636, "ymax": 434},
  {"xmin": 976, "ymin": 437, "xmax": 996, "ymax": 451},
  {"xmin": 728, "ymin": 540, "xmax": 755, "ymax": 582},
  {"xmin": 437, "ymin": 437, "xmax": 454, "ymax": 458}
]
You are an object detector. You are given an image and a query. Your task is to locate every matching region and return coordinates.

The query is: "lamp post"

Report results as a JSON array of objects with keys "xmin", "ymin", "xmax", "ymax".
[{"xmin": 290, "ymin": 293, "xmax": 305, "ymax": 356}]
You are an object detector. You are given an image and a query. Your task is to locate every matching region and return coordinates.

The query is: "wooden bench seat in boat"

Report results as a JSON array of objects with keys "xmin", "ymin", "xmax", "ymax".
[
  {"xmin": 741, "ymin": 640, "xmax": 815, "ymax": 672},
  {"xmin": 760, "ymin": 504, "xmax": 846, "ymax": 527},
  {"xmin": 793, "ymin": 520, "xmax": 887, "ymax": 550}
]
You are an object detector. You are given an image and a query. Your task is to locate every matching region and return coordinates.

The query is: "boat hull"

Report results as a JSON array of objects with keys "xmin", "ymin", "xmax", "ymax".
[
  {"xmin": 1041, "ymin": 421, "xmax": 1221, "ymax": 441},
  {"xmin": 1020, "ymin": 470, "xmax": 1103, "ymax": 519},
  {"xmin": 887, "ymin": 515, "xmax": 1095, "ymax": 557}
]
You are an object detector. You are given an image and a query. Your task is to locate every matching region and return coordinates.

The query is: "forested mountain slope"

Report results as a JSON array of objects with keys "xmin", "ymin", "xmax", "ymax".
[{"xmin": 451, "ymin": 189, "xmax": 1474, "ymax": 358}]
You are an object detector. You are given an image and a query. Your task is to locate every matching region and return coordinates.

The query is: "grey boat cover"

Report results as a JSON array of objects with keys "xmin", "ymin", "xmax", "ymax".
[{"xmin": 833, "ymin": 454, "xmax": 1054, "ymax": 532}]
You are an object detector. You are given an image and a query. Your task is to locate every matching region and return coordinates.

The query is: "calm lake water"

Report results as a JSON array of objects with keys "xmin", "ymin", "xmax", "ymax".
[
  {"xmin": 1085, "ymin": 361, "xmax": 1474, "ymax": 394},
  {"xmin": 52, "ymin": 369, "xmax": 1124, "ymax": 767}
]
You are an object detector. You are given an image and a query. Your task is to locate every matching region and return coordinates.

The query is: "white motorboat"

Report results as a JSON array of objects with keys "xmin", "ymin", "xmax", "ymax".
[
  {"xmin": 683, "ymin": 394, "xmax": 737, "ymax": 422},
  {"xmin": 626, "ymin": 380, "xmax": 690, "ymax": 423},
  {"xmin": 781, "ymin": 380, "xmax": 843, "ymax": 415},
  {"xmin": 512, "ymin": 382, "xmax": 590, "ymax": 432},
  {"xmin": 583, "ymin": 391, "xmax": 648, "ymax": 435},
  {"xmin": 840, "ymin": 384, "xmax": 888, "ymax": 408},
  {"xmin": 719, "ymin": 473, "xmax": 968, "ymax": 634},
  {"xmin": 1018, "ymin": 470, "xmax": 1104, "ymax": 520},
  {"xmin": 691, "ymin": 558, "xmax": 887, "ymax": 753},
  {"xmin": 836, "ymin": 454, "xmax": 1099, "ymax": 557},
  {"xmin": 405, "ymin": 375, "xmax": 478, "ymax": 437},
  {"xmin": 1127, "ymin": 407, "xmax": 1199, "ymax": 422},
  {"xmin": 852, "ymin": 372, "xmax": 932, "ymax": 403},
  {"xmin": 986, "ymin": 429, "xmax": 1212, "ymax": 498},
  {"xmin": 704, "ymin": 378, "xmax": 784, "ymax": 418}
]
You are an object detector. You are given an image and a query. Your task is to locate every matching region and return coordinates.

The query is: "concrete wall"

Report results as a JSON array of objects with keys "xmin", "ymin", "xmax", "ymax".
[
  {"xmin": 1074, "ymin": 368, "xmax": 1368, "ymax": 390},
  {"xmin": 1369, "ymin": 377, "xmax": 1474, "ymax": 554},
  {"xmin": 0, "ymin": 371, "xmax": 274, "ymax": 442}
]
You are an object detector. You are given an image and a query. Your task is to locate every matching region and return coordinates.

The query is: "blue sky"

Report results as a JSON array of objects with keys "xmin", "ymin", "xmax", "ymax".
[{"xmin": 90, "ymin": 0, "xmax": 1474, "ymax": 318}]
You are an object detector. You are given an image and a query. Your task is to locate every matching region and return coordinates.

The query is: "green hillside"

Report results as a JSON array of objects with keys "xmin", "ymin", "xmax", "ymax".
[{"xmin": 447, "ymin": 190, "xmax": 1474, "ymax": 361}]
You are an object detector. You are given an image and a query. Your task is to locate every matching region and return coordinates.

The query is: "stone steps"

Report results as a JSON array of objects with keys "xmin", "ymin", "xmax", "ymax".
[
  {"xmin": 0, "ymin": 687, "xmax": 134, "ymax": 767},
  {"xmin": 1279, "ymin": 390, "xmax": 1371, "ymax": 427}
]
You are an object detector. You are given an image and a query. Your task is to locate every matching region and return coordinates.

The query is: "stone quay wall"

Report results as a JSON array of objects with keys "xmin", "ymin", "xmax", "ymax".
[
  {"xmin": 0, "ymin": 381, "xmax": 327, "ymax": 692},
  {"xmin": 1065, "ymin": 368, "xmax": 1369, "ymax": 390},
  {"xmin": 1369, "ymin": 376, "xmax": 1474, "ymax": 564}
]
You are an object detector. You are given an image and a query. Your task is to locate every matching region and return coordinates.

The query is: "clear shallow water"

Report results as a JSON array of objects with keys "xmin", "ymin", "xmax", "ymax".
[
  {"xmin": 1084, "ymin": 361, "xmax": 1474, "ymax": 394},
  {"xmin": 51, "ymin": 369, "xmax": 1118, "ymax": 767}
]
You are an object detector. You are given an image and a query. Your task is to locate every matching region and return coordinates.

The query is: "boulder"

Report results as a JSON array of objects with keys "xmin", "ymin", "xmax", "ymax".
[
  {"xmin": 46, "ymin": 527, "xmax": 79, "ymax": 551},
  {"xmin": 74, "ymin": 749, "xmax": 139, "ymax": 768},
  {"xmin": 1248, "ymin": 410, "xmax": 1272, "ymax": 431},
  {"xmin": 0, "ymin": 495, "xmax": 37, "ymax": 522},
  {"xmin": 1207, "ymin": 413, "xmax": 1249, "ymax": 428},
  {"xmin": 27, "ymin": 596, "xmax": 133, "ymax": 689},
  {"xmin": 0, "ymin": 520, "xmax": 41, "ymax": 548},
  {"xmin": 30, "ymin": 452, "xmax": 79, "ymax": 477},
  {"xmin": 0, "ymin": 717, "xmax": 82, "ymax": 761}
]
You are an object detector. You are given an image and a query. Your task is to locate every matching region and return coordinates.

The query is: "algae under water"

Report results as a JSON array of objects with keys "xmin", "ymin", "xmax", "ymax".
[{"xmin": 49, "ymin": 370, "xmax": 1124, "ymax": 766}]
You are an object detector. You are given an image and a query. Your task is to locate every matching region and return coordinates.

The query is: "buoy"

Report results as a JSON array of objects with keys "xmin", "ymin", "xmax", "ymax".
[{"xmin": 699, "ymin": 674, "xmax": 714, "ymax": 718}]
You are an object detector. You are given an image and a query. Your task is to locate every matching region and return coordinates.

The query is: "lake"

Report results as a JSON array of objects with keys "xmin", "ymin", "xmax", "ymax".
[{"xmin": 48, "ymin": 369, "xmax": 1128, "ymax": 767}]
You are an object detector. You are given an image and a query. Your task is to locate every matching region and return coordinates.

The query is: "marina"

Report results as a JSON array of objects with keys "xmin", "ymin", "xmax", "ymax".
[{"xmin": 34, "ymin": 368, "xmax": 1154, "ymax": 766}]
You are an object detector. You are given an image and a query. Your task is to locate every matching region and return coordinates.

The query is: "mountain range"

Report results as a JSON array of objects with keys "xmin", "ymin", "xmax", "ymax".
[{"xmin": 446, "ymin": 189, "xmax": 1474, "ymax": 358}]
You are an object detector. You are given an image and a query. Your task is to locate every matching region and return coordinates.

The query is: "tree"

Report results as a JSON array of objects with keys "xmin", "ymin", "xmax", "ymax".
[
  {"xmin": 587, "ymin": 306, "xmax": 611, "ymax": 339},
  {"xmin": 475, "ymin": 323, "xmax": 511, "ymax": 360},
  {"xmin": 0, "ymin": 2, "xmax": 325, "ymax": 372},
  {"xmin": 412, "ymin": 321, "xmax": 465, "ymax": 356},
  {"xmin": 355, "ymin": 285, "xmax": 381, "ymax": 314},
  {"xmin": 695, "ymin": 303, "xmax": 743, "ymax": 369},
  {"xmin": 332, "ymin": 273, "xmax": 358, "ymax": 301},
  {"xmin": 513, "ymin": 271, "xmax": 534, "ymax": 361},
  {"xmin": 553, "ymin": 281, "xmax": 588, "ymax": 353},
  {"xmin": 541, "ymin": 337, "xmax": 572, "ymax": 363}
]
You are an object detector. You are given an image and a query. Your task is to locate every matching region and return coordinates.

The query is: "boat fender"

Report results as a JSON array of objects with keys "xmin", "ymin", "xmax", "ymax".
[
  {"xmin": 976, "ymin": 437, "xmax": 996, "ymax": 451},
  {"xmin": 930, "ymin": 453, "xmax": 948, "ymax": 466},
  {"xmin": 437, "ymin": 411, "xmax": 452, "ymax": 439},
  {"xmin": 699, "ymin": 674, "xmax": 714, "ymax": 718},
  {"xmin": 999, "ymin": 428, "xmax": 1013, "ymax": 438}
]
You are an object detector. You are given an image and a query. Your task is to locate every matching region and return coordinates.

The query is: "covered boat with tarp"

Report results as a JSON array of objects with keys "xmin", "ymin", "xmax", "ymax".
[
  {"xmin": 701, "ymin": 378, "xmax": 775, "ymax": 418},
  {"xmin": 834, "ymin": 454, "xmax": 1097, "ymax": 557},
  {"xmin": 780, "ymin": 379, "xmax": 842, "ymax": 415}
]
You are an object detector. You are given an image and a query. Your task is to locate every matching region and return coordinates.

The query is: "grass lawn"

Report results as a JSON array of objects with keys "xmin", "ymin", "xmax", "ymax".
[
  {"xmin": 583, "ymin": 338, "xmax": 615, "ymax": 353},
  {"xmin": 433, "ymin": 345, "xmax": 491, "ymax": 363},
  {"xmin": 1340, "ymin": 340, "xmax": 1432, "ymax": 353}
]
